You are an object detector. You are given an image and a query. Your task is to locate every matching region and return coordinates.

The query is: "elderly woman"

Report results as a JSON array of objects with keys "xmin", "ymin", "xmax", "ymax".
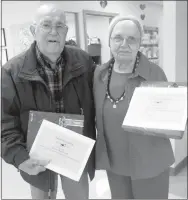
[{"xmin": 94, "ymin": 15, "xmax": 175, "ymax": 199}]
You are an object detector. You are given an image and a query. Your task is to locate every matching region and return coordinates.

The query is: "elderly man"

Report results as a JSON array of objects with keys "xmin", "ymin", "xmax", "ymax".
[
  {"xmin": 1, "ymin": 4, "xmax": 96, "ymax": 199},
  {"xmin": 94, "ymin": 15, "xmax": 175, "ymax": 199}
]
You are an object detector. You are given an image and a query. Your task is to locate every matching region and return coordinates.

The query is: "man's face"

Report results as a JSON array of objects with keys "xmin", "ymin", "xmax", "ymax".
[
  {"xmin": 110, "ymin": 20, "xmax": 141, "ymax": 63},
  {"xmin": 33, "ymin": 9, "xmax": 68, "ymax": 57}
]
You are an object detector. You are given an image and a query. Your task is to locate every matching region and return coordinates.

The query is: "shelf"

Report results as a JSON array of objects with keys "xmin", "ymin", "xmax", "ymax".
[
  {"xmin": 143, "ymin": 26, "xmax": 158, "ymax": 32},
  {"xmin": 88, "ymin": 43, "xmax": 101, "ymax": 46},
  {"xmin": 140, "ymin": 43, "xmax": 158, "ymax": 47},
  {"xmin": 148, "ymin": 57, "xmax": 158, "ymax": 60}
]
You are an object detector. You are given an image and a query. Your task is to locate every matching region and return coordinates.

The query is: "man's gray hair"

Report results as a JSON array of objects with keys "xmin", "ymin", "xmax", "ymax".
[{"xmin": 31, "ymin": 3, "xmax": 66, "ymax": 25}]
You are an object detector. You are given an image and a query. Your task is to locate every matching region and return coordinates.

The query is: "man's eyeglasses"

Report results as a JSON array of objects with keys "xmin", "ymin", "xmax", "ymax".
[
  {"xmin": 111, "ymin": 36, "xmax": 140, "ymax": 48},
  {"xmin": 40, "ymin": 22, "xmax": 68, "ymax": 33}
]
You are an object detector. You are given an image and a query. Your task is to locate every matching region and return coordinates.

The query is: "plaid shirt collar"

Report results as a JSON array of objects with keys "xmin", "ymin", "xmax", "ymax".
[
  {"xmin": 35, "ymin": 43, "xmax": 66, "ymax": 113},
  {"xmin": 35, "ymin": 44, "xmax": 65, "ymax": 72}
]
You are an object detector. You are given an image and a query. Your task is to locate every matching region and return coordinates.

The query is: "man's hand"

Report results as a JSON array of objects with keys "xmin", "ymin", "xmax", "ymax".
[{"xmin": 18, "ymin": 158, "xmax": 50, "ymax": 175}]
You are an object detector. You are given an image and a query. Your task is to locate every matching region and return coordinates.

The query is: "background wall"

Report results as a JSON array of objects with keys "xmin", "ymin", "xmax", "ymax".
[
  {"xmin": 174, "ymin": 1, "xmax": 187, "ymax": 166},
  {"xmin": 2, "ymin": 1, "xmax": 40, "ymax": 27},
  {"xmin": 2, "ymin": 1, "xmax": 40, "ymax": 58},
  {"xmin": 43, "ymin": 1, "xmax": 163, "ymax": 66},
  {"xmin": 2, "ymin": 1, "xmax": 163, "ymax": 65},
  {"xmin": 66, "ymin": 13, "xmax": 76, "ymax": 42},
  {"xmin": 175, "ymin": 1, "xmax": 187, "ymax": 82},
  {"xmin": 162, "ymin": 1, "xmax": 176, "ymax": 82},
  {"xmin": 174, "ymin": 1, "xmax": 187, "ymax": 167},
  {"xmin": 2, "ymin": 2, "xmax": 77, "ymax": 58}
]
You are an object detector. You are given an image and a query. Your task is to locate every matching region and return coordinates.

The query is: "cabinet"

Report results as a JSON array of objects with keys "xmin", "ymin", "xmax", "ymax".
[{"xmin": 88, "ymin": 43, "xmax": 101, "ymax": 65}]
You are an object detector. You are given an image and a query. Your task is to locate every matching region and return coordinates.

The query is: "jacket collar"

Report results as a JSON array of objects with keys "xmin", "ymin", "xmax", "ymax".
[
  {"xmin": 18, "ymin": 42, "xmax": 39, "ymax": 79},
  {"xmin": 18, "ymin": 42, "xmax": 86, "ymax": 82},
  {"xmin": 101, "ymin": 52, "xmax": 151, "ymax": 83}
]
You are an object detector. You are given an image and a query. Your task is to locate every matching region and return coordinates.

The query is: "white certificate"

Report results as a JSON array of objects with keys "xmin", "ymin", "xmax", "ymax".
[
  {"xmin": 29, "ymin": 119, "xmax": 95, "ymax": 181},
  {"xmin": 123, "ymin": 87, "xmax": 187, "ymax": 131}
]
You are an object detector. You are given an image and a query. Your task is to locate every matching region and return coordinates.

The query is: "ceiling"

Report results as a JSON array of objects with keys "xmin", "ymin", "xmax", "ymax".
[{"xmin": 147, "ymin": 1, "xmax": 163, "ymax": 6}]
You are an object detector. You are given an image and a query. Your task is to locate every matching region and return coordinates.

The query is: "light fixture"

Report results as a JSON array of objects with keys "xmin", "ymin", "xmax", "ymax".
[
  {"xmin": 139, "ymin": 3, "xmax": 146, "ymax": 20},
  {"xmin": 140, "ymin": 14, "xmax": 145, "ymax": 20},
  {"xmin": 99, "ymin": 0, "xmax": 108, "ymax": 8}
]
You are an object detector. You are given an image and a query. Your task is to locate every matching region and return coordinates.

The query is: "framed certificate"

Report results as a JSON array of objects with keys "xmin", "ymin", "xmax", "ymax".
[
  {"xmin": 29, "ymin": 120, "xmax": 95, "ymax": 181},
  {"xmin": 2, "ymin": 49, "xmax": 8, "ymax": 65},
  {"xmin": 1, "ymin": 28, "xmax": 6, "ymax": 47},
  {"xmin": 26, "ymin": 110, "xmax": 95, "ymax": 182},
  {"xmin": 122, "ymin": 84, "xmax": 187, "ymax": 139}
]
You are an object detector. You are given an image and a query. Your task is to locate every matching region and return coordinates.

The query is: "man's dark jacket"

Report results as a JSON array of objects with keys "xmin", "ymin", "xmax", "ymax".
[{"xmin": 1, "ymin": 42, "xmax": 96, "ymax": 191}]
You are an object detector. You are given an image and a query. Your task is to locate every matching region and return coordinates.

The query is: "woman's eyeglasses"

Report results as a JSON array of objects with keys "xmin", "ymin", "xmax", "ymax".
[{"xmin": 111, "ymin": 36, "xmax": 140, "ymax": 49}]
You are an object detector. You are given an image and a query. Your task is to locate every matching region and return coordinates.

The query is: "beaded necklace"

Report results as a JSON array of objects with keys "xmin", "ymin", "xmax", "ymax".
[{"xmin": 106, "ymin": 52, "xmax": 140, "ymax": 108}]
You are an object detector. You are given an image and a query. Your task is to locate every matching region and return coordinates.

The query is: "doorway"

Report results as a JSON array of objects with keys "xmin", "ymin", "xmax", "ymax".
[{"xmin": 83, "ymin": 10, "xmax": 118, "ymax": 65}]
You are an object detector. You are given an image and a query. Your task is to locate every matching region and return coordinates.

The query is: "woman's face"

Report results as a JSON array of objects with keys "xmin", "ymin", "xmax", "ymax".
[{"xmin": 110, "ymin": 20, "xmax": 141, "ymax": 64}]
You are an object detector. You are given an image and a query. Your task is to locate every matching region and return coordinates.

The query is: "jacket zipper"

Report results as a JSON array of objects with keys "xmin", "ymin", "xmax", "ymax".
[
  {"xmin": 48, "ymin": 95, "xmax": 51, "ymax": 199},
  {"xmin": 23, "ymin": 74, "xmax": 82, "ymax": 196},
  {"xmin": 35, "ymin": 80, "xmax": 53, "ymax": 198},
  {"xmin": 48, "ymin": 96, "xmax": 54, "ymax": 199},
  {"xmin": 48, "ymin": 171, "xmax": 51, "ymax": 199},
  {"xmin": 24, "ymin": 76, "xmax": 54, "ymax": 198}
]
